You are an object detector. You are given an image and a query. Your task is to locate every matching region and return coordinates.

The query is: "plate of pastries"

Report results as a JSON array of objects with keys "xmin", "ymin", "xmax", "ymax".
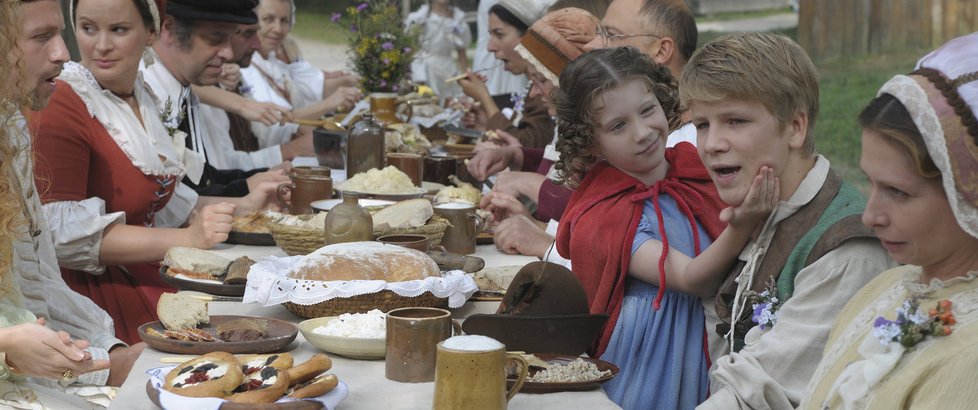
[{"xmin": 147, "ymin": 351, "xmax": 346, "ymax": 408}]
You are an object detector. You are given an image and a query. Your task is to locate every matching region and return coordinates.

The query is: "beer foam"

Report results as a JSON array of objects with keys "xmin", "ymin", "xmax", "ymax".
[{"xmin": 441, "ymin": 335, "xmax": 504, "ymax": 351}]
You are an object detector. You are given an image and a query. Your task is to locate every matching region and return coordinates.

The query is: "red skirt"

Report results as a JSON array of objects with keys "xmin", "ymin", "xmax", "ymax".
[{"xmin": 62, "ymin": 263, "xmax": 174, "ymax": 344}]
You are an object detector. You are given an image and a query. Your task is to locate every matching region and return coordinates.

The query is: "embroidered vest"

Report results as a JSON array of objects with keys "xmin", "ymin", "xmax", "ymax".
[{"xmin": 715, "ymin": 170, "xmax": 877, "ymax": 351}]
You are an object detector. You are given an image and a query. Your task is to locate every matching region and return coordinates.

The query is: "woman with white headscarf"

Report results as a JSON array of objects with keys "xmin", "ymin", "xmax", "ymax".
[{"xmin": 801, "ymin": 32, "xmax": 978, "ymax": 409}]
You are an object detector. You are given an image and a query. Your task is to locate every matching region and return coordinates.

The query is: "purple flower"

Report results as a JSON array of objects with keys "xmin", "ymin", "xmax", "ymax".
[
  {"xmin": 403, "ymin": 47, "xmax": 412, "ymax": 53},
  {"xmin": 751, "ymin": 302, "xmax": 777, "ymax": 330},
  {"xmin": 383, "ymin": 58, "xmax": 390, "ymax": 65},
  {"xmin": 350, "ymin": 24, "xmax": 357, "ymax": 33},
  {"xmin": 381, "ymin": 41, "xmax": 394, "ymax": 50},
  {"xmin": 356, "ymin": 2, "xmax": 368, "ymax": 11},
  {"xmin": 331, "ymin": 13, "xmax": 341, "ymax": 23},
  {"xmin": 379, "ymin": 80, "xmax": 387, "ymax": 88},
  {"xmin": 392, "ymin": 85, "xmax": 399, "ymax": 92},
  {"xmin": 872, "ymin": 316, "xmax": 902, "ymax": 345}
]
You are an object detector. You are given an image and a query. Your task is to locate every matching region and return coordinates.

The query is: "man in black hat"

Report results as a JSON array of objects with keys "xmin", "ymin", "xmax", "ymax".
[{"xmin": 142, "ymin": 0, "xmax": 289, "ymax": 225}]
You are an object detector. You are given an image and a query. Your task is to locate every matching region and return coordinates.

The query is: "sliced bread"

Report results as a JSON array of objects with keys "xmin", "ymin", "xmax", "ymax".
[
  {"xmin": 163, "ymin": 247, "xmax": 231, "ymax": 278},
  {"xmin": 158, "ymin": 292, "xmax": 209, "ymax": 330},
  {"xmin": 371, "ymin": 198, "xmax": 433, "ymax": 229}
]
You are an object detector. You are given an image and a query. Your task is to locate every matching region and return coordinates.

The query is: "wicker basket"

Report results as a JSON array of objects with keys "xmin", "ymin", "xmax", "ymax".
[
  {"xmin": 269, "ymin": 215, "xmax": 449, "ymax": 256},
  {"xmin": 284, "ymin": 290, "xmax": 448, "ymax": 318}
]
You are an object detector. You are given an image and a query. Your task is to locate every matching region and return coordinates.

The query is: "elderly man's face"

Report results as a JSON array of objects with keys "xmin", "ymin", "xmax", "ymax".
[
  {"xmin": 16, "ymin": 0, "xmax": 70, "ymax": 110},
  {"xmin": 167, "ymin": 20, "xmax": 236, "ymax": 86},
  {"xmin": 585, "ymin": 0, "xmax": 662, "ymax": 58},
  {"xmin": 232, "ymin": 23, "xmax": 261, "ymax": 67}
]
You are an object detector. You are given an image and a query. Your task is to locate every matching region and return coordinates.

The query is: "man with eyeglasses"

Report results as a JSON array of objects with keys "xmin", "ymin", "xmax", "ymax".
[
  {"xmin": 584, "ymin": 0, "xmax": 697, "ymax": 78},
  {"xmin": 585, "ymin": 0, "xmax": 698, "ymax": 147}
]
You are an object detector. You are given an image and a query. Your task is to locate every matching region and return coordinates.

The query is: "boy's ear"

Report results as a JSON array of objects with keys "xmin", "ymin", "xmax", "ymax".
[{"xmin": 786, "ymin": 110, "xmax": 809, "ymax": 150}]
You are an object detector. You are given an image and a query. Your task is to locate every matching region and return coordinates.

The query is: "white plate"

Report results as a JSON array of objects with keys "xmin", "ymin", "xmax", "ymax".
[{"xmin": 310, "ymin": 198, "xmax": 395, "ymax": 212}]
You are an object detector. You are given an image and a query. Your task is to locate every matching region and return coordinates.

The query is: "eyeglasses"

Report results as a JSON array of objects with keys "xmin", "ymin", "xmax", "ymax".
[{"xmin": 596, "ymin": 25, "xmax": 662, "ymax": 45}]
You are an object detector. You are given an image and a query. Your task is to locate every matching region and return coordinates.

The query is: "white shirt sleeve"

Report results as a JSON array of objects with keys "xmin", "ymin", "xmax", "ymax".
[
  {"xmin": 287, "ymin": 59, "xmax": 325, "ymax": 108},
  {"xmin": 251, "ymin": 121, "xmax": 300, "ymax": 149},
  {"xmin": 198, "ymin": 103, "xmax": 283, "ymax": 170},
  {"xmin": 41, "ymin": 199, "xmax": 126, "ymax": 274},
  {"xmin": 699, "ymin": 239, "xmax": 894, "ymax": 410}
]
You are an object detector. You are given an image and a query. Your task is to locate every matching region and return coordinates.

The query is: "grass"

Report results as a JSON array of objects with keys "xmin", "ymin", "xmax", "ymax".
[
  {"xmin": 293, "ymin": 10, "xmax": 349, "ymax": 45},
  {"xmin": 696, "ymin": 7, "xmax": 794, "ymax": 22},
  {"xmin": 814, "ymin": 50, "xmax": 923, "ymax": 188}
]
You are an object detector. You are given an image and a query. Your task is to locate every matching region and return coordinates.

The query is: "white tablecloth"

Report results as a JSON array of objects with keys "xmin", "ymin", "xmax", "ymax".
[{"xmin": 110, "ymin": 245, "xmax": 620, "ymax": 409}]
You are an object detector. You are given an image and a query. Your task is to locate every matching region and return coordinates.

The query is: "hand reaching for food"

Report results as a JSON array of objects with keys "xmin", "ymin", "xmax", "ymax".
[{"xmin": 189, "ymin": 202, "xmax": 234, "ymax": 248}]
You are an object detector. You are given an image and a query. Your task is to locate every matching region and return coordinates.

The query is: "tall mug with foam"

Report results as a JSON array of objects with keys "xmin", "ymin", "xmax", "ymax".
[{"xmin": 433, "ymin": 335, "xmax": 528, "ymax": 410}]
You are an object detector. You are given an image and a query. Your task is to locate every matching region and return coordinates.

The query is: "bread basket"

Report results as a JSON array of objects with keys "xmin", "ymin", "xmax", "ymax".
[
  {"xmin": 243, "ymin": 251, "xmax": 477, "ymax": 320},
  {"xmin": 269, "ymin": 214, "xmax": 449, "ymax": 256},
  {"xmin": 284, "ymin": 290, "xmax": 448, "ymax": 318}
]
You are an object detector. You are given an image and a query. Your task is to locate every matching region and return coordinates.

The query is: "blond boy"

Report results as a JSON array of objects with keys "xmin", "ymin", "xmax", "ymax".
[{"xmin": 681, "ymin": 32, "xmax": 894, "ymax": 409}]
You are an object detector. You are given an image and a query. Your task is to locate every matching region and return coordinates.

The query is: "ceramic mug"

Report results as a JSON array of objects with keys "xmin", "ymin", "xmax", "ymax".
[
  {"xmin": 386, "ymin": 153, "xmax": 424, "ymax": 187},
  {"xmin": 385, "ymin": 307, "xmax": 461, "ymax": 383},
  {"xmin": 423, "ymin": 156, "xmax": 457, "ymax": 186},
  {"xmin": 277, "ymin": 174, "xmax": 332, "ymax": 214},
  {"xmin": 377, "ymin": 234, "xmax": 430, "ymax": 252},
  {"xmin": 433, "ymin": 335, "xmax": 529, "ymax": 410},
  {"xmin": 291, "ymin": 166, "xmax": 332, "ymax": 179},
  {"xmin": 433, "ymin": 203, "xmax": 486, "ymax": 254}
]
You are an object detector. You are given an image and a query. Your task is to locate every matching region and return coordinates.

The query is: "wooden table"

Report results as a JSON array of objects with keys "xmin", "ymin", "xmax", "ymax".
[{"xmin": 110, "ymin": 245, "xmax": 621, "ymax": 410}]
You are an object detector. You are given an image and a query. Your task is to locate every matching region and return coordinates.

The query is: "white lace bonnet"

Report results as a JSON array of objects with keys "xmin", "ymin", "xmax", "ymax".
[{"xmin": 878, "ymin": 32, "xmax": 978, "ymax": 239}]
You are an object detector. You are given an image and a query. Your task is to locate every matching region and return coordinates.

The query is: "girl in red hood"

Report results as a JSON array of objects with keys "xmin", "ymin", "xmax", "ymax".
[{"xmin": 552, "ymin": 46, "xmax": 776, "ymax": 409}]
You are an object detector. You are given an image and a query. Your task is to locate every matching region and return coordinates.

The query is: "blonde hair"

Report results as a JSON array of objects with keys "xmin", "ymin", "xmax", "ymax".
[
  {"xmin": 1, "ymin": 1, "xmax": 32, "ymax": 283},
  {"xmin": 680, "ymin": 32, "xmax": 819, "ymax": 155}
]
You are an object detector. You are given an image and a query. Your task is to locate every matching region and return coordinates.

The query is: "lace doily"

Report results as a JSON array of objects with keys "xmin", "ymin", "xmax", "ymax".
[{"xmin": 242, "ymin": 255, "xmax": 478, "ymax": 308}]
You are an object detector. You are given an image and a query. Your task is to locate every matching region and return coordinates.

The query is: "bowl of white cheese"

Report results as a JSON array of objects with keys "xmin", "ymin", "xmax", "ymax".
[{"xmin": 299, "ymin": 310, "xmax": 386, "ymax": 360}]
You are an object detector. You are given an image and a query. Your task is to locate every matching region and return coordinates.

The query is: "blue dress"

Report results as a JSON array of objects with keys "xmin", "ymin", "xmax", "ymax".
[{"xmin": 601, "ymin": 194, "xmax": 711, "ymax": 410}]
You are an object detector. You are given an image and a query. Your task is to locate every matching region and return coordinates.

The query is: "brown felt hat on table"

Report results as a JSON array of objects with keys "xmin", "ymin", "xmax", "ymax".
[
  {"xmin": 166, "ymin": 0, "xmax": 259, "ymax": 24},
  {"xmin": 514, "ymin": 7, "xmax": 599, "ymax": 86},
  {"xmin": 462, "ymin": 261, "xmax": 608, "ymax": 355}
]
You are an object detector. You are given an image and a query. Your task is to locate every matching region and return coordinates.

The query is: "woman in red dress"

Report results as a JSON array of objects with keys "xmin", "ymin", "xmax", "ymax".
[{"xmin": 29, "ymin": 0, "xmax": 273, "ymax": 343}]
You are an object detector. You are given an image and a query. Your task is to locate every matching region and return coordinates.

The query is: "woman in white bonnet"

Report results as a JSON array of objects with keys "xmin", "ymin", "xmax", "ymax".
[{"xmin": 801, "ymin": 32, "xmax": 978, "ymax": 409}]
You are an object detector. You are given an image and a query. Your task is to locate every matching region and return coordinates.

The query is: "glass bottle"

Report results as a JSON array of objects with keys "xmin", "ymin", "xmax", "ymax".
[
  {"xmin": 324, "ymin": 193, "xmax": 373, "ymax": 245},
  {"xmin": 346, "ymin": 112, "xmax": 385, "ymax": 177}
]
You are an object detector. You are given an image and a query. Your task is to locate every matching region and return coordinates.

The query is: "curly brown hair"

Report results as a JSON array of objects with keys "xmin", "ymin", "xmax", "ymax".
[{"xmin": 553, "ymin": 46, "xmax": 680, "ymax": 187}]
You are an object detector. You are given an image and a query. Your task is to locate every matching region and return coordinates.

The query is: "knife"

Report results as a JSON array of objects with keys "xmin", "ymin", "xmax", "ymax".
[{"xmin": 441, "ymin": 125, "xmax": 485, "ymax": 140}]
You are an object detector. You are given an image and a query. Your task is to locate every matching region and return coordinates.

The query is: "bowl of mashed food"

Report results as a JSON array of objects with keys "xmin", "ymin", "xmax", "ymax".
[
  {"xmin": 336, "ymin": 166, "xmax": 426, "ymax": 201},
  {"xmin": 298, "ymin": 310, "xmax": 387, "ymax": 359}
]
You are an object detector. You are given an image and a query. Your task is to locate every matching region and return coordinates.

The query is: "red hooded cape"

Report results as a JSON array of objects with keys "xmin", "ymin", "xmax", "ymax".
[{"xmin": 555, "ymin": 143, "xmax": 726, "ymax": 356}]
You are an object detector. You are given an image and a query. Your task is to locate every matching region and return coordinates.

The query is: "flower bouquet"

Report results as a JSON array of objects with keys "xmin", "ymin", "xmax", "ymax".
[{"xmin": 332, "ymin": 1, "xmax": 420, "ymax": 93}]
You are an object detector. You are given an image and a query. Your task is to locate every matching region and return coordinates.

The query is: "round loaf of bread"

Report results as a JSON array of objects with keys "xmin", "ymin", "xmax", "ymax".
[{"xmin": 288, "ymin": 242, "xmax": 439, "ymax": 282}]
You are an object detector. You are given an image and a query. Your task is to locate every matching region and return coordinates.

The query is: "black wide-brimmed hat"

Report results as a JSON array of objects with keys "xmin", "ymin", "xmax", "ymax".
[
  {"xmin": 166, "ymin": 0, "xmax": 259, "ymax": 24},
  {"xmin": 462, "ymin": 261, "xmax": 608, "ymax": 355}
]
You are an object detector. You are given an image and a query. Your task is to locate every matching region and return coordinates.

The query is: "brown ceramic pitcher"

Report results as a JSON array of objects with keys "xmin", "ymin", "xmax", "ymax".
[
  {"xmin": 433, "ymin": 203, "xmax": 486, "ymax": 254},
  {"xmin": 385, "ymin": 307, "xmax": 461, "ymax": 383}
]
